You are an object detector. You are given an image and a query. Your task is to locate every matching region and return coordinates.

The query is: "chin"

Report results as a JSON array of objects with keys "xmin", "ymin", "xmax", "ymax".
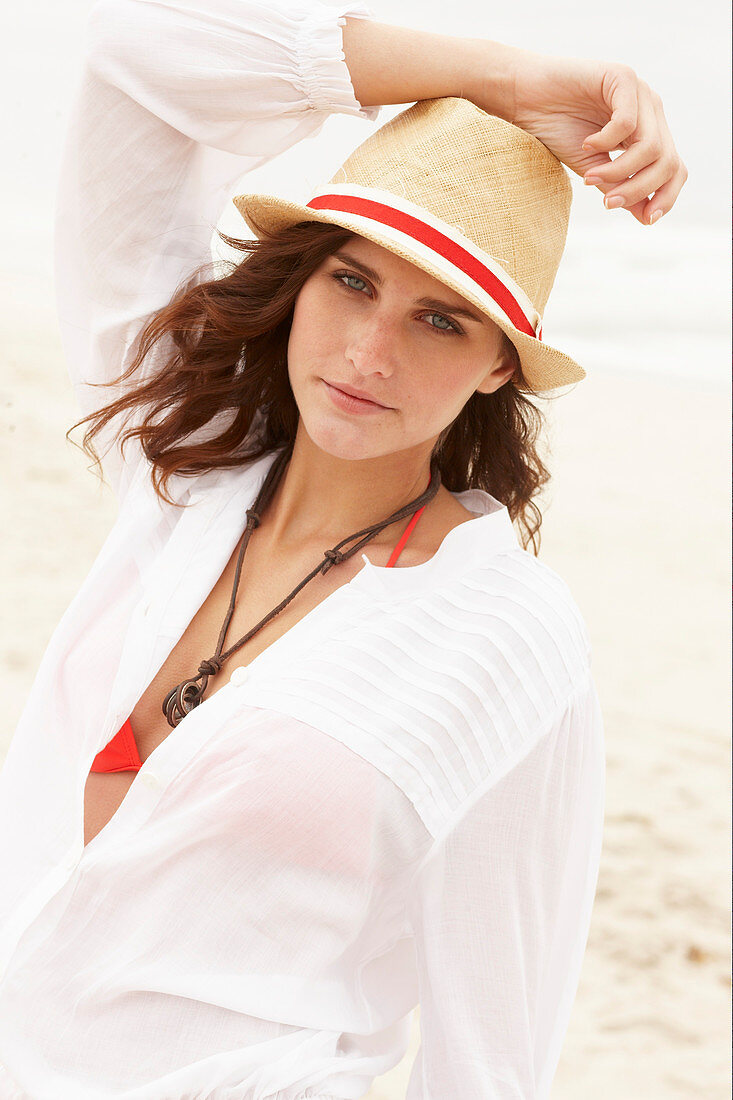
[
  {"xmin": 296, "ymin": 410, "xmax": 390, "ymax": 464},
  {"xmin": 311, "ymin": 424, "xmax": 386, "ymax": 463}
]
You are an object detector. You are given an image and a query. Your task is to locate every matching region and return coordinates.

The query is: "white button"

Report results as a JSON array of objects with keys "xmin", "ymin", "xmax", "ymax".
[
  {"xmin": 140, "ymin": 771, "xmax": 161, "ymax": 790},
  {"xmin": 63, "ymin": 854, "xmax": 80, "ymax": 873},
  {"xmin": 230, "ymin": 666, "xmax": 249, "ymax": 687}
]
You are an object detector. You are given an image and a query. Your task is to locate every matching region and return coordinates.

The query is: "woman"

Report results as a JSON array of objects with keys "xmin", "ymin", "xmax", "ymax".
[{"xmin": 0, "ymin": 1, "xmax": 685, "ymax": 1097}]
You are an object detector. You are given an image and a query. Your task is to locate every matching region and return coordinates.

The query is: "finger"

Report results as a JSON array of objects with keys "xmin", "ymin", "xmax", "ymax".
[
  {"xmin": 584, "ymin": 81, "xmax": 658, "ymax": 183},
  {"xmin": 639, "ymin": 162, "xmax": 688, "ymax": 225},
  {"xmin": 636, "ymin": 92, "xmax": 688, "ymax": 223},
  {"xmin": 585, "ymin": 88, "xmax": 687, "ymax": 223},
  {"xmin": 599, "ymin": 158, "xmax": 687, "ymax": 227},
  {"xmin": 605, "ymin": 149, "xmax": 682, "ymax": 216},
  {"xmin": 582, "ymin": 64, "xmax": 640, "ymax": 153}
]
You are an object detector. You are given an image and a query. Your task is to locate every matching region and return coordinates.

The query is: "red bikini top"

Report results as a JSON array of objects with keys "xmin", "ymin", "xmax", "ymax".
[{"xmin": 90, "ymin": 505, "xmax": 427, "ymax": 775}]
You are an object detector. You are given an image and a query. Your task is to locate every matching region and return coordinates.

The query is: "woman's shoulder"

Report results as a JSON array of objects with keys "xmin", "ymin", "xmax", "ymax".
[
  {"xmin": 427, "ymin": 531, "xmax": 593, "ymax": 683},
  {"xmin": 370, "ymin": 483, "xmax": 592, "ymax": 676}
]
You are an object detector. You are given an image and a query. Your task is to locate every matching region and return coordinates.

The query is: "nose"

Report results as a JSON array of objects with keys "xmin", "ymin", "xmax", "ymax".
[{"xmin": 343, "ymin": 311, "xmax": 398, "ymax": 379}]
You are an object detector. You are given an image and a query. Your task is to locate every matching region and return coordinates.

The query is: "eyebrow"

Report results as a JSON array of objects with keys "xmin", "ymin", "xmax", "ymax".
[{"xmin": 331, "ymin": 250, "xmax": 486, "ymax": 325}]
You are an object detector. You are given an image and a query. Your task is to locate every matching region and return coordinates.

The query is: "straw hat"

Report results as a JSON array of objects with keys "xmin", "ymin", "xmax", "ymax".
[{"xmin": 233, "ymin": 96, "xmax": 585, "ymax": 394}]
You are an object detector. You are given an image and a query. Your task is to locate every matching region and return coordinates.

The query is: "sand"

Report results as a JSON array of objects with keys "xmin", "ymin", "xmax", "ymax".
[{"xmin": 1, "ymin": 305, "xmax": 730, "ymax": 1098}]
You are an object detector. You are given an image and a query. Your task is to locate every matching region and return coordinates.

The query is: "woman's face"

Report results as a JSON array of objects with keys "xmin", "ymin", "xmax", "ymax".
[{"xmin": 286, "ymin": 234, "xmax": 516, "ymax": 463}]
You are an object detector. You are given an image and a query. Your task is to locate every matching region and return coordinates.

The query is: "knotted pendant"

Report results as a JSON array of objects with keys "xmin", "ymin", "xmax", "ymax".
[
  {"xmin": 162, "ymin": 679, "xmax": 203, "ymax": 727},
  {"xmin": 162, "ymin": 658, "xmax": 222, "ymax": 728}
]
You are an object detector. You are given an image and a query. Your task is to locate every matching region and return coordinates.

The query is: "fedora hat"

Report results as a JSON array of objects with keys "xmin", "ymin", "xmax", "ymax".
[{"xmin": 233, "ymin": 96, "xmax": 585, "ymax": 394}]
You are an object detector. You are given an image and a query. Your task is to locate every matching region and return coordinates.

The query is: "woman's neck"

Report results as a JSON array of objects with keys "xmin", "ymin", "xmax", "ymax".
[{"xmin": 262, "ymin": 431, "xmax": 436, "ymax": 553}]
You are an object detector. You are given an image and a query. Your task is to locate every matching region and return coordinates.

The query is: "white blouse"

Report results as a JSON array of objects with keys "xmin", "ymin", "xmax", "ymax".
[{"xmin": 0, "ymin": 1, "xmax": 606, "ymax": 1097}]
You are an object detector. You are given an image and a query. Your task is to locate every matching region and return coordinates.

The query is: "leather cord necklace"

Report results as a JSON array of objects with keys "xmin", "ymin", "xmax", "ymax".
[{"xmin": 162, "ymin": 444, "xmax": 442, "ymax": 727}]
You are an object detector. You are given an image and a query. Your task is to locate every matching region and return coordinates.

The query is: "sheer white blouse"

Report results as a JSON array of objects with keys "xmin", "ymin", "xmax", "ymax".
[{"xmin": 0, "ymin": 1, "xmax": 606, "ymax": 1097}]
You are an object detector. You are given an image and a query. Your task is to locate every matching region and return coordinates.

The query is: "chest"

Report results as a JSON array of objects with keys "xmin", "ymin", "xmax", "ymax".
[
  {"xmin": 133, "ymin": 532, "xmax": 382, "ymax": 763},
  {"xmin": 80, "ymin": 490, "xmax": 476, "ymax": 849},
  {"xmin": 81, "ymin": 534, "xmax": 400, "ymax": 849},
  {"xmin": 81, "ymin": 528, "xmax": 411, "ymax": 844}
]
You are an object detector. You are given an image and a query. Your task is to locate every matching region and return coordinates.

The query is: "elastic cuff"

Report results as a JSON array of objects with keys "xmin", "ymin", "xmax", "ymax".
[{"xmin": 295, "ymin": 1, "xmax": 381, "ymax": 121}]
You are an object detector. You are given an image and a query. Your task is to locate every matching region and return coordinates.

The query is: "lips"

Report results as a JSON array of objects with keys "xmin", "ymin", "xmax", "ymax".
[{"xmin": 326, "ymin": 381, "xmax": 390, "ymax": 408}]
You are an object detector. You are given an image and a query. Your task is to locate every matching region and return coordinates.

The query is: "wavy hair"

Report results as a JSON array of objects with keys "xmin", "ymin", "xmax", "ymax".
[{"xmin": 68, "ymin": 218, "xmax": 557, "ymax": 553}]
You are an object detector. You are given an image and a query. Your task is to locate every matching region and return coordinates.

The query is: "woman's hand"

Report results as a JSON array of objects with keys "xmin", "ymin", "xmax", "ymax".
[{"xmin": 470, "ymin": 45, "xmax": 687, "ymax": 227}]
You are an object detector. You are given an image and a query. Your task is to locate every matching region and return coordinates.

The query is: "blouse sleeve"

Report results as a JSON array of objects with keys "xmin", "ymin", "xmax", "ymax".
[
  {"xmin": 405, "ymin": 671, "xmax": 606, "ymax": 1099},
  {"xmin": 55, "ymin": 0, "xmax": 380, "ymax": 501}
]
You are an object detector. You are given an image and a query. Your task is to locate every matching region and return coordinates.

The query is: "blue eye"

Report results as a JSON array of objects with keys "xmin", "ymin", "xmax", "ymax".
[
  {"xmin": 426, "ymin": 312, "xmax": 458, "ymax": 333},
  {"xmin": 330, "ymin": 270, "xmax": 463, "ymax": 336},
  {"xmin": 333, "ymin": 271, "xmax": 369, "ymax": 293}
]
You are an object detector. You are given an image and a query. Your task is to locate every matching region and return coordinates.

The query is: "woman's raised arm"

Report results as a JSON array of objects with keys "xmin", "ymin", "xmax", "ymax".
[
  {"xmin": 341, "ymin": 18, "xmax": 687, "ymax": 226},
  {"xmin": 56, "ymin": 0, "xmax": 381, "ymax": 503}
]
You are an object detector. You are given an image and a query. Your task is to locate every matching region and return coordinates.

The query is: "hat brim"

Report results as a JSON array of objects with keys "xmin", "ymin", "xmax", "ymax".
[{"xmin": 232, "ymin": 193, "xmax": 586, "ymax": 395}]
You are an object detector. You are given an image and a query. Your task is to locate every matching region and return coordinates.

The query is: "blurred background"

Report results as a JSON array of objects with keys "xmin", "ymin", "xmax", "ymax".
[{"xmin": 1, "ymin": 0, "xmax": 730, "ymax": 1096}]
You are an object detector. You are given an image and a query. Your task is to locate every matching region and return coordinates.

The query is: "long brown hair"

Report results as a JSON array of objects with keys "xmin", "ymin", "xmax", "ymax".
[{"xmin": 68, "ymin": 219, "xmax": 556, "ymax": 553}]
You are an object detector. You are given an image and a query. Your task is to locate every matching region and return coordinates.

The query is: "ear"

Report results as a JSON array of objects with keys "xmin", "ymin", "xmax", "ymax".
[{"xmin": 475, "ymin": 351, "xmax": 516, "ymax": 396}]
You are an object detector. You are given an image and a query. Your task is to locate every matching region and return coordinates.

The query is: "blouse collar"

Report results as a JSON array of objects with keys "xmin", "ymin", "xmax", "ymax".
[
  {"xmin": 358, "ymin": 486, "xmax": 521, "ymax": 599},
  {"xmin": 183, "ymin": 448, "xmax": 522, "ymax": 601}
]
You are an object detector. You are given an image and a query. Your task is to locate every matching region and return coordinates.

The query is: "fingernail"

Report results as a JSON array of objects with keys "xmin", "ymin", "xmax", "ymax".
[
  {"xmin": 649, "ymin": 210, "xmax": 663, "ymax": 225},
  {"xmin": 584, "ymin": 176, "xmax": 603, "ymax": 186},
  {"xmin": 605, "ymin": 195, "xmax": 625, "ymax": 209}
]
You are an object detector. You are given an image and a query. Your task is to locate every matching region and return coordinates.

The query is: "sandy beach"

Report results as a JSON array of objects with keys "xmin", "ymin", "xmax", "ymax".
[{"xmin": 1, "ymin": 296, "xmax": 730, "ymax": 1096}]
